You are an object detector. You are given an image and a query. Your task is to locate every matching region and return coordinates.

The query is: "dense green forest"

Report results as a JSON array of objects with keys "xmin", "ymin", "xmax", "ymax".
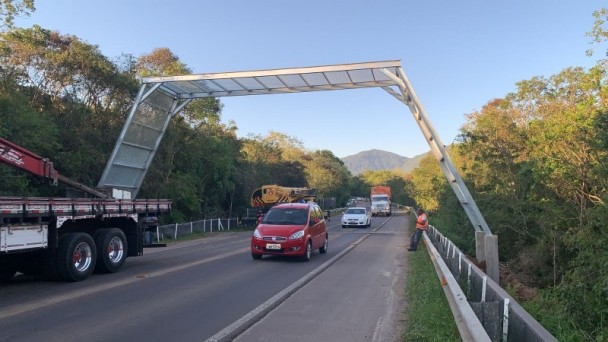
[{"xmin": 1, "ymin": 2, "xmax": 607, "ymax": 340}]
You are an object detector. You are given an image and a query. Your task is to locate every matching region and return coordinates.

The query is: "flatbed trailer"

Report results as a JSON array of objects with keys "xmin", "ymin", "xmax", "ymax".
[
  {"xmin": 0, "ymin": 138, "xmax": 171, "ymax": 282},
  {"xmin": 0, "ymin": 197, "xmax": 170, "ymax": 282}
]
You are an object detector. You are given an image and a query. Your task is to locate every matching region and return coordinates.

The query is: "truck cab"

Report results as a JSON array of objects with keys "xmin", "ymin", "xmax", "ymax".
[
  {"xmin": 371, "ymin": 194, "xmax": 391, "ymax": 216},
  {"xmin": 370, "ymin": 185, "xmax": 392, "ymax": 217}
]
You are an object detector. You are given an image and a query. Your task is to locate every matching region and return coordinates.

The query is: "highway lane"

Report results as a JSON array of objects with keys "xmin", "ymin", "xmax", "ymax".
[
  {"xmin": 234, "ymin": 213, "xmax": 408, "ymax": 342},
  {"xmin": 0, "ymin": 212, "xmax": 406, "ymax": 341}
]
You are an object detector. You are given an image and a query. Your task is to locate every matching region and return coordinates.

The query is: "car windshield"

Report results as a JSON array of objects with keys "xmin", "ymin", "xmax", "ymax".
[
  {"xmin": 345, "ymin": 208, "xmax": 365, "ymax": 215},
  {"xmin": 262, "ymin": 208, "xmax": 308, "ymax": 225}
]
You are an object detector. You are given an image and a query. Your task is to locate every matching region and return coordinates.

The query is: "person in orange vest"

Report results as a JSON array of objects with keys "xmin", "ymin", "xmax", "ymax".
[{"xmin": 409, "ymin": 208, "xmax": 428, "ymax": 251}]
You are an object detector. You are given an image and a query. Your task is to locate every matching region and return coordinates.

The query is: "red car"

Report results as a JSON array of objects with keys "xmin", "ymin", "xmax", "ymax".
[{"xmin": 251, "ymin": 202, "xmax": 328, "ymax": 261}]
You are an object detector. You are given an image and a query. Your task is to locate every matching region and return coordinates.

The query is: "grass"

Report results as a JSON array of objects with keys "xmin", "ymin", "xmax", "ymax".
[
  {"xmin": 402, "ymin": 222, "xmax": 461, "ymax": 341},
  {"xmin": 521, "ymin": 288, "xmax": 606, "ymax": 341},
  {"xmin": 164, "ymin": 231, "xmax": 208, "ymax": 242}
]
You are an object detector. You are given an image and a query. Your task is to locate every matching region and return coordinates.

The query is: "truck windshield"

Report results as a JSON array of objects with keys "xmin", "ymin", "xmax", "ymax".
[{"xmin": 372, "ymin": 196, "xmax": 389, "ymax": 202}]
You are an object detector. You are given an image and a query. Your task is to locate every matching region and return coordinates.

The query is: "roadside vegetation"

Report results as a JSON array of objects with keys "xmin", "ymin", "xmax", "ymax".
[
  {"xmin": 408, "ymin": 9, "xmax": 608, "ymax": 340},
  {"xmin": 403, "ymin": 215, "xmax": 460, "ymax": 341}
]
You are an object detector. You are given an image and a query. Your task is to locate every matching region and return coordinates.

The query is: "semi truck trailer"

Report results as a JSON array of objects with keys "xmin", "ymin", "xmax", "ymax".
[{"xmin": 0, "ymin": 137, "xmax": 170, "ymax": 282}]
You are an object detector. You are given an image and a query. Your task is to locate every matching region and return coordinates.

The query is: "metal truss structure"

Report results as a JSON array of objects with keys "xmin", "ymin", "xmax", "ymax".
[{"xmin": 98, "ymin": 60, "xmax": 492, "ymax": 235}]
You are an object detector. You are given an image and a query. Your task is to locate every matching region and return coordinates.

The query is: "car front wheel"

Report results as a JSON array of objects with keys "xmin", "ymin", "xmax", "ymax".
[{"xmin": 301, "ymin": 240, "xmax": 312, "ymax": 262}]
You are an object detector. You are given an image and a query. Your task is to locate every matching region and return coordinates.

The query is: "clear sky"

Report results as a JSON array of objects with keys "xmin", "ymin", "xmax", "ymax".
[{"xmin": 14, "ymin": 1, "xmax": 606, "ymax": 158}]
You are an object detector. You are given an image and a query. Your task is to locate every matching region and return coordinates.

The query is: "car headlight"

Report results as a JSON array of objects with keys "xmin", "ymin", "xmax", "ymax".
[
  {"xmin": 289, "ymin": 230, "xmax": 304, "ymax": 239},
  {"xmin": 253, "ymin": 229, "xmax": 262, "ymax": 239}
]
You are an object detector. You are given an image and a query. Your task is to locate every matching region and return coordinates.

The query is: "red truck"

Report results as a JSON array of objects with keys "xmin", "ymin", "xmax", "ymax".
[
  {"xmin": 370, "ymin": 186, "xmax": 392, "ymax": 216},
  {"xmin": 0, "ymin": 138, "xmax": 170, "ymax": 282}
]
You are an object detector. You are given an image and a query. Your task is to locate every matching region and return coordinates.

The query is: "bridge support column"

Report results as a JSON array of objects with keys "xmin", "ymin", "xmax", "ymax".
[
  {"xmin": 485, "ymin": 234, "xmax": 499, "ymax": 283},
  {"xmin": 476, "ymin": 232, "xmax": 499, "ymax": 283}
]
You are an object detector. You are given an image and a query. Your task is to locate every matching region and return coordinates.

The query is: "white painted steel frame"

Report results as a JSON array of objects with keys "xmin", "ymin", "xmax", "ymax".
[
  {"xmin": 379, "ymin": 68, "xmax": 492, "ymax": 235},
  {"xmin": 98, "ymin": 60, "xmax": 492, "ymax": 234}
]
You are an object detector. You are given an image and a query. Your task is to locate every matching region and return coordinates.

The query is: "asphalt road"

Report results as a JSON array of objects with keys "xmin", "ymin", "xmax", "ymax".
[{"xmin": 0, "ymin": 210, "xmax": 410, "ymax": 342}]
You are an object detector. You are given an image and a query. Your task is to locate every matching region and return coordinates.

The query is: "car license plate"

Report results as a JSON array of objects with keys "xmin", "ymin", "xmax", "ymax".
[{"xmin": 266, "ymin": 243, "xmax": 281, "ymax": 250}]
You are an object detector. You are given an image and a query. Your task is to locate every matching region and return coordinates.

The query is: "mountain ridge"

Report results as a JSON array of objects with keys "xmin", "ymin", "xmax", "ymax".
[{"xmin": 340, "ymin": 149, "xmax": 428, "ymax": 175}]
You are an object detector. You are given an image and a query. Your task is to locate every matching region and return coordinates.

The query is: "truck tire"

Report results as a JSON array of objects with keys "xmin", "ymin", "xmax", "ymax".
[
  {"xmin": 57, "ymin": 233, "xmax": 96, "ymax": 282},
  {"xmin": 94, "ymin": 228, "xmax": 128, "ymax": 273}
]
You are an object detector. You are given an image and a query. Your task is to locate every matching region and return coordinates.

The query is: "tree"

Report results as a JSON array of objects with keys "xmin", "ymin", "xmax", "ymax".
[
  {"xmin": 0, "ymin": 26, "xmax": 137, "ymax": 113},
  {"xmin": 457, "ymin": 98, "xmax": 543, "ymax": 262},
  {"xmin": 0, "ymin": 0, "xmax": 34, "ymax": 30},
  {"xmin": 0, "ymin": 26, "xmax": 139, "ymax": 189},
  {"xmin": 264, "ymin": 131, "xmax": 307, "ymax": 161},
  {"xmin": 304, "ymin": 149, "xmax": 352, "ymax": 205},
  {"xmin": 552, "ymin": 64, "xmax": 608, "ymax": 336},
  {"xmin": 444, "ymin": 52, "xmax": 608, "ymax": 336},
  {"xmin": 348, "ymin": 175, "xmax": 369, "ymax": 200},
  {"xmin": 135, "ymin": 47, "xmax": 191, "ymax": 77},
  {"xmin": 408, "ymin": 156, "xmax": 445, "ymax": 212},
  {"xmin": 586, "ymin": 7, "xmax": 608, "ymax": 57},
  {"xmin": 0, "ymin": 75, "xmax": 59, "ymax": 196}
]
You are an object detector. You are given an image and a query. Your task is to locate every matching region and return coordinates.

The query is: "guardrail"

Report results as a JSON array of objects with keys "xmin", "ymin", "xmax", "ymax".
[
  {"xmin": 150, "ymin": 208, "xmax": 345, "ymax": 243},
  {"xmin": 424, "ymin": 226, "xmax": 558, "ymax": 342},
  {"xmin": 153, "ymin": 218, "xmax": 241, "ymax": 242},
  {"xmin": 423, "ymin": 231, "xmax": 491, "ymax": 341}
]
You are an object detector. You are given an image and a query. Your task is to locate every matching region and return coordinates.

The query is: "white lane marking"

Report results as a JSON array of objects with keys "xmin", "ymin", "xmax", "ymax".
[{"xmin": 206, "ymin": 233, "xmax": 371, "ymax": 342}]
